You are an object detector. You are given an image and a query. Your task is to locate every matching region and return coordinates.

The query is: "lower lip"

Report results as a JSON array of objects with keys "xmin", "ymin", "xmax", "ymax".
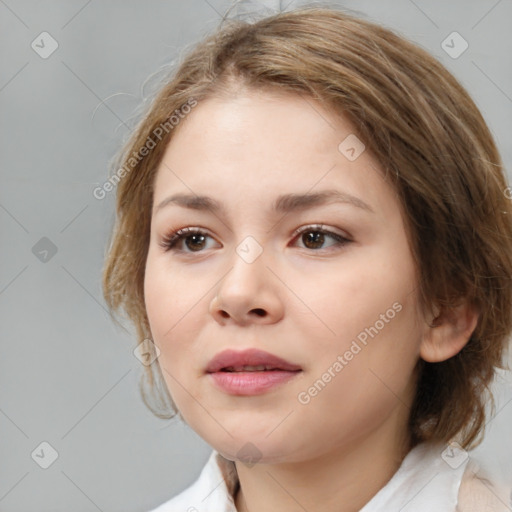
[{"xmin": 208, "ymin": 370, "xmax": 301, "ymax": 395}]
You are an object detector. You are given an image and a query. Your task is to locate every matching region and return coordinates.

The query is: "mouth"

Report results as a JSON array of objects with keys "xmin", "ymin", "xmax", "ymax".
[
  {"xmin": 219, "ymin": 365, "xmax": 301, "ymax": 373},
  {"xmin": 206, "ymin": 349, "xmax": 302, "ymax": 395},
  {"xmin": 206, "ymin": 348, "xmax": 302, "ymax": 374}
]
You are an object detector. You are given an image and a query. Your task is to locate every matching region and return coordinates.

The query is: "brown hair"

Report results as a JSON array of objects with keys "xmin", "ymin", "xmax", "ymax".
[{"xmin": 102, "ymin": 5, "xmax": 512, "ymax": 449}]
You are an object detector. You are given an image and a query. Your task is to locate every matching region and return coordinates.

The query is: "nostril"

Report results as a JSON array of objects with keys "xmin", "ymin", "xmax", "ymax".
[{"xmin": 252, "ymin": 308, "xmax": 266, "ymax": 317}]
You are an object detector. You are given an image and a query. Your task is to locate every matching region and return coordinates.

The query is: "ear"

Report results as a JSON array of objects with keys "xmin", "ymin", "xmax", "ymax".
[{"xmin": 420, "ymin": 300, "xmax": 480, "ymax": 363}]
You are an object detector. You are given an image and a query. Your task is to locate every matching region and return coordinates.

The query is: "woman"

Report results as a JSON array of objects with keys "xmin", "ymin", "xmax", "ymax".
[{"xmin": 102, "ymin": 6, "xmax": 512, "ymax": 511}]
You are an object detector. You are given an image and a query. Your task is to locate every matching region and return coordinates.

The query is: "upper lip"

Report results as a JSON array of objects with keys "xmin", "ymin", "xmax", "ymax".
[{"xmin": 206, "ymin": 348, "xmax": 302, "ymax": 373}]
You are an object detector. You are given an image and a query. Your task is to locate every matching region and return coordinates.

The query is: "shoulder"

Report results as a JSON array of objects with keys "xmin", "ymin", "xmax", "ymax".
[
  {"xmin": 147, "ymin": 451, "xmax": 238, "ymax": 512},
  {"xmin": 457, "ymin": 458, "xmax": 511, "ymax": 512}
]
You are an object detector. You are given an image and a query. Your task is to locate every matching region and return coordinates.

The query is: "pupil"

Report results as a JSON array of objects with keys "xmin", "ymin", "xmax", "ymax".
[
  {"xmin": 186, "ymin": 234, "xmax": 206, "ymax": 251},
  {"xmin": 304, "ymin": 231, "xmax": 324, "ymax": 249}
]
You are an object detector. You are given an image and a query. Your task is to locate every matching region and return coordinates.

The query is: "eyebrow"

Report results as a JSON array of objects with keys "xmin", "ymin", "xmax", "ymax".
[{"xmin": 154, "ymin": 190, "xmax": 375, "ymax": 216}]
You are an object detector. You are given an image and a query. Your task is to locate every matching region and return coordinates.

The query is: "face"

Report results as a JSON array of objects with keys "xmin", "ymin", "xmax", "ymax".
[{"xmin": 144, "ymin": 88, "xmax": 425, "ymax": 464}]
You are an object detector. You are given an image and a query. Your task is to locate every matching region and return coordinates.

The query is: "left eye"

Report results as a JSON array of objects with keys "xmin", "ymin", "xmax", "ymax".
[
  {"xmin": 159, "ymin": 225, "xmax": 351, "ymax": 254},
  {"xmin": 291, "ymin": 225, "xmax": 351, "ymax": 250}
]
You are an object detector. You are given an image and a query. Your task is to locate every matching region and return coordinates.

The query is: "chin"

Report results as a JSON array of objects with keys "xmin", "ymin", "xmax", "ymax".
[{"xmin": 203, "ymin": 429, "xmax": 306, "ymax": 465}]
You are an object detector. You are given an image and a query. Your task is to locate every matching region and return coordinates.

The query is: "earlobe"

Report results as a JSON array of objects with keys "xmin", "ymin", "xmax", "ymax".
[{"xmin": 420, "ymin": 300, "xmax": 480, "ymax": 363}]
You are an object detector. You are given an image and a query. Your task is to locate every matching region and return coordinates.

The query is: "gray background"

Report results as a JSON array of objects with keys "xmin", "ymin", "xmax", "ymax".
[{"xmin": 1, "ymin": 0, "xmax": 511, "ymax": 510}]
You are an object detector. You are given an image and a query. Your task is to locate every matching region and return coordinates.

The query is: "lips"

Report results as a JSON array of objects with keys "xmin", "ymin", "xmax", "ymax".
[
  {"xmin": 206, "ymin": 348, "xmax": 302, "ymax": 395},
  {"xmin": 206, "ymin": 348, "xmax": 302, "ymax": 374}
]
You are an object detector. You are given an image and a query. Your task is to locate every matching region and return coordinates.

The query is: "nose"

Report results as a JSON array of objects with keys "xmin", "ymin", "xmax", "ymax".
[{"xmin": 209, "ymin": 247, "xmax": 284, "ymax": 326}]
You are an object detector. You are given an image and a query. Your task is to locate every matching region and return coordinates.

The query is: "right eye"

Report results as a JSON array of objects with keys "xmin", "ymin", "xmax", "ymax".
[{"xmin": 159, "ymin": 227, "xmax": 220, "ymax": 253}]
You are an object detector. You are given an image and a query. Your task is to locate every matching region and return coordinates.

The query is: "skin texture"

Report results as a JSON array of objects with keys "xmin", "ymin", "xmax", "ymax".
[{"xmin": 144, "ymin": 89, "xmax": 479, "ymax": 512}]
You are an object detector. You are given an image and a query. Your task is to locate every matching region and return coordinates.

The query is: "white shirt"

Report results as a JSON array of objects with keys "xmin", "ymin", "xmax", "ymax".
[{"xmin": 148, "ymin": 441, "xmax": 510, "ymax": 511}]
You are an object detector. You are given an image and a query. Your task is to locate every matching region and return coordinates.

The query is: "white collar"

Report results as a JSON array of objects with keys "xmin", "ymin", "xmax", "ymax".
[{"xmin": 149, "ymin": 441, "xmax": 470, "ymax": 511}]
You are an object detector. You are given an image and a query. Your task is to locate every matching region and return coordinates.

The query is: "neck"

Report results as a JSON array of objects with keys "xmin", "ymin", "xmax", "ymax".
[{"xmin": 233, "ymin": 415, "xmax": 412, "ymax": 512}]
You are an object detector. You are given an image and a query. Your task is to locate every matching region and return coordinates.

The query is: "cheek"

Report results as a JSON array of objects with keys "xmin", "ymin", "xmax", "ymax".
[
  {"xmin": 291, "ymin": 302, "xmax": 421, "ymax": 451},
  {"xmin": 145, "ymin": 254, "xmax": 193, "ymax": 324},
  {"xmin": 144, "ymin": 256, "xmax": 197, "ymax": 355},
  {"xmin": 143, "ymin": 254, "xmax": 217, "ymax": 394},
  {"xmin": 297, "ymin": 240, "xmax": 421, "ymax": 381},
  {"xmin": 144, "ymin": 260, "xmax": 200, "ymax": 406},
  {"xmin": 294, "ymin": 249, "xmax": 414, "ymax": 342}
]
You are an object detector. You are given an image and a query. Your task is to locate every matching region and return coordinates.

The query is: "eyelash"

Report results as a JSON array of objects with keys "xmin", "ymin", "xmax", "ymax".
[{"xmin": 158, "ymin": 224, "xmax": 351, "ymax": 254}]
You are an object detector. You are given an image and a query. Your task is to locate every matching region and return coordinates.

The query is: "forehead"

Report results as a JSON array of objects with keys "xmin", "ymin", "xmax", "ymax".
[
  {"xmin": 151, "ymin": 89, "xmax": 392, "ymax": 217},
  {"xmin": 157, "ymin": 89, "xmax": 351, "ymax": 167}
]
